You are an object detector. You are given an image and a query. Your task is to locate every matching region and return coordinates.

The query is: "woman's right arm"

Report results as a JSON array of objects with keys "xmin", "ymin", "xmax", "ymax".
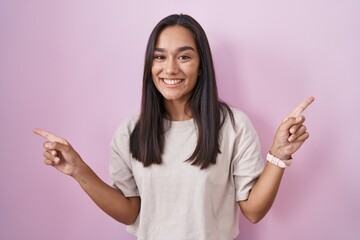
[{"xmin": 33, "ymin": 128, "xmax": 140, "ymax": 225}]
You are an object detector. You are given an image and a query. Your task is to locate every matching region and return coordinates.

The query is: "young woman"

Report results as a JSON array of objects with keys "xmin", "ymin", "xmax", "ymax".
[{"xmin": 34, "ymin": 14, "xmax": 314, "ymax": 240}]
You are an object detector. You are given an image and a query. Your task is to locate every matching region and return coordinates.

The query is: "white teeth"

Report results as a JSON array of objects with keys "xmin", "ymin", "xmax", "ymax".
[{"xmin": 163, "ymin": 79, "xmax": 182, "ymax": 85}]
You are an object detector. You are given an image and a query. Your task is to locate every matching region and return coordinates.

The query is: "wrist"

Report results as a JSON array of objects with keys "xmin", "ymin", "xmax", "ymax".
[
  {"xmin": 269, "ymin": 147, "xmax": 291, "ymax": 160},
  {"xmin": 266, "ymin": 152, "xmax": 292, "ymax": 168},
  {"xmin": 72, "ymin": 160, "xmax": 89, "ymax": 180}
]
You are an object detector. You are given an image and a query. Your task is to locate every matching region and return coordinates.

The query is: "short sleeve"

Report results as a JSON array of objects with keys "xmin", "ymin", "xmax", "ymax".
[
  {"xmin": 231, "ymin": 111, "xmax": 264, "ymax": 201},
  {"xmin": 109, "ymin": 118, "xmax": 140, "ymax": 197}
]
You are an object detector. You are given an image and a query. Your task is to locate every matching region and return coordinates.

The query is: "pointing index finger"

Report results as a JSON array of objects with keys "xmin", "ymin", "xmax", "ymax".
[
  {"xmin": 285, "ymin": 96, "xmax": 315, "ymax": 120},
  {"xmin": 33, "ymin": 128, "xmax": 67, "ymax": 144},
  {"xmin": 289, "ymin": 96, "xmax": 315, "ymax": 117}
]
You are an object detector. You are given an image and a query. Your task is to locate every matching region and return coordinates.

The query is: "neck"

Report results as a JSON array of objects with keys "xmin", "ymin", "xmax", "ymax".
[{"xmin": 164, "ymin": 101, "xmax": 192, "ymax": 121}]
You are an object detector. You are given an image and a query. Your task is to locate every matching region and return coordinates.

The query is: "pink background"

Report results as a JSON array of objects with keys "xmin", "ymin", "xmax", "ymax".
[{"xmin": 1, "ymin": 0, "xmax": 359, "ymax": 239}]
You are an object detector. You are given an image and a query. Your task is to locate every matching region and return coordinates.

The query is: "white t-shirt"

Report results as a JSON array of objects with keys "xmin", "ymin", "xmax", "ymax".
[{"xmin": 110, "ymin": 108, "xmax": 264, "ymax": 240}]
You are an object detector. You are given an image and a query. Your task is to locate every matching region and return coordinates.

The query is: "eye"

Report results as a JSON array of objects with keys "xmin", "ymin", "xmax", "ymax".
[
  {"xmin": 154, "ymin": 55, "xmax": 165, "ymax": 61},
  {"xmin": 178, "ymin": 55, "xmax": 190, "ymax": 60}
]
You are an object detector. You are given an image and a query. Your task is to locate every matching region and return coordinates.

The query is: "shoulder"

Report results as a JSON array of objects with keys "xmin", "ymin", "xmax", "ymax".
[
  {"xmin": 223, "ymin": 106, "xmax": 255, "ymax": 131},
  {"xmin": 112, "ymin": 113, "xmax": 139, "ymax": 143},
  {"xmin": 220, "ymin": 106, "xmax": 260, "ymax": 148}
]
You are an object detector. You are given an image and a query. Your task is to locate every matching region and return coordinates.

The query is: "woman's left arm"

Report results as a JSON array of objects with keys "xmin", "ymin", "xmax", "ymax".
[{"xmin": 239, "ymin": 97, "xmax": 314, "ymax": 223}]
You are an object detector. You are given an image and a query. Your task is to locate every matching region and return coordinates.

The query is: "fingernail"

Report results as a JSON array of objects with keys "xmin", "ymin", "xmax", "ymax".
[{"xmin": 45, "ymin": 143, "xmax": 51, "ymax": 148}]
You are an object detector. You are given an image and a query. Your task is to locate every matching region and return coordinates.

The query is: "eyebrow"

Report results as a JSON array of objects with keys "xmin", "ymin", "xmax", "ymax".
[{"xmin": 154, "ymin": 46, "xmax": 196, "ymax": 52}]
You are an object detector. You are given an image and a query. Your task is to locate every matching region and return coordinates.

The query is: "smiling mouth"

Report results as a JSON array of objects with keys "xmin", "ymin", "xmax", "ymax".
[{"xmin": 161, "ymin": 78, "xmax": 184, "ymax": 85}]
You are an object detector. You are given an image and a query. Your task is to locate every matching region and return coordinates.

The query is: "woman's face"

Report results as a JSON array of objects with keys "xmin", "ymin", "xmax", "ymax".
[{"xmin": 151, "ymin": 25, "xmax": 200, "ymax": 106}]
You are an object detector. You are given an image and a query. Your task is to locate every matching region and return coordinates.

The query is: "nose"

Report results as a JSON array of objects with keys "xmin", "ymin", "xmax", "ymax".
[{"xmin": 164, "ymin": 57, "xmax": 179, "ymax": 75}]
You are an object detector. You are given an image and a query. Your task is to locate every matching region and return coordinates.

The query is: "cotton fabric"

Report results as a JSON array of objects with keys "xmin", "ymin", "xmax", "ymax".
[{"xmin": 110, "ymin": 108, "xmax": 264, "ymax": 240}]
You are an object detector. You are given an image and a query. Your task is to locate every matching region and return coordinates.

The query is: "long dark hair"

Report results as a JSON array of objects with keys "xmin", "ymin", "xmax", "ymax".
[{"xmin": 130, "ymin": 14, "xmax": 234, "ymax": 169}]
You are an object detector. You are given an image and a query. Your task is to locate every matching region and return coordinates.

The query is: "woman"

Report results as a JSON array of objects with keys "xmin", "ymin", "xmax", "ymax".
[{"xmin": 34, "ymin": 14, "xmax": 314, "ymax": 240}]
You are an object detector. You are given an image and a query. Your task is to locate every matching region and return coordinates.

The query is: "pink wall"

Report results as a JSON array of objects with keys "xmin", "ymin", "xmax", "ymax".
[{"xmin": 1, "ymin": 0, "xmax": 359, "ymax": 239}]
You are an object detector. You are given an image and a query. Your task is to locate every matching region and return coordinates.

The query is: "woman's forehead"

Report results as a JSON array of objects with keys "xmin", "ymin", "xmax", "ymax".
[{"xmin": 155, "ymin": 25, "xmax": 196, "ymax": 49}]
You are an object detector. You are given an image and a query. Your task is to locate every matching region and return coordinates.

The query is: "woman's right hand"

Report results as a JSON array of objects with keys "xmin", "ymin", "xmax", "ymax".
[
  {"xmin": 33, "ymin": 128, "xmax": 85, "ymax": 177},
  {"xmin": 33, "ymin": 128, "xmax": 140, "ymax": 225}
]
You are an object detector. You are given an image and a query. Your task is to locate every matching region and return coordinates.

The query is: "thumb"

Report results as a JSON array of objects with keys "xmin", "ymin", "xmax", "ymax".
[
  {"xmin": 280, "ymin": 116, "xmax": 304, "ymax": 131},
  {"xmin": 44, "ymin": 141, "xmax": 71, "ymax": 153}
]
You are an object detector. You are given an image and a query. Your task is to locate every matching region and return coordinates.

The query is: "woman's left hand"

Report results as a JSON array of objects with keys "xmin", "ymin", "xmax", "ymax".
[{"xmin": 270, "ymin": 96, "xmax": 314, "ymax": 160}]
